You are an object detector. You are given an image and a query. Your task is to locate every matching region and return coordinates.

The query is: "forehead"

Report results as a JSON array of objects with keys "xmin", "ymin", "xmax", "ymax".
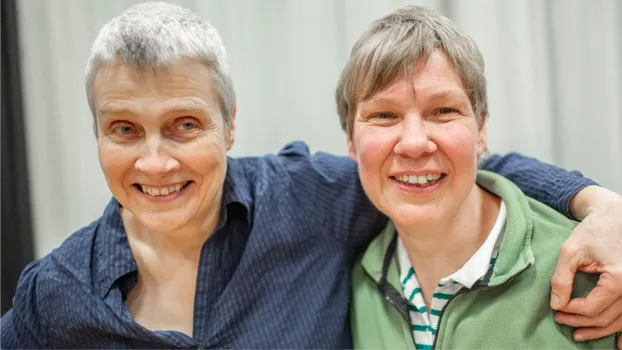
[
  {"xmin": 366, "ymin": 50, "xmax": 467, "ymax": 103},
  {"xmin": 92, "ymin": 59, "xmax": 220, "ymax": 117}
]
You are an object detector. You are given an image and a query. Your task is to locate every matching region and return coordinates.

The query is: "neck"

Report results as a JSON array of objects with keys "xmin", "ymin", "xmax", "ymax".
[
  {"xmin": 397, "ymin": 186, "xmax": 500, "ymax": 281},
  {"xmin": 121, "ymin": 203, "xmax": 221, "ymax": 258}
]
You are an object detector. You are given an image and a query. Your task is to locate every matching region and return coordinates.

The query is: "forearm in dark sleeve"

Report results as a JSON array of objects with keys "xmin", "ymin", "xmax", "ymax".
[{"xmin": 480, "ymin": 152, "xmax": 597, "ymax": 218}]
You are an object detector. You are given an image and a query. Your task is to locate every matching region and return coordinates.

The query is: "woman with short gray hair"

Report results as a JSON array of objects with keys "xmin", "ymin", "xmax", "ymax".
[{"xmin": 85, "ymin": 1, "xmax": 237, "ymax": 135}]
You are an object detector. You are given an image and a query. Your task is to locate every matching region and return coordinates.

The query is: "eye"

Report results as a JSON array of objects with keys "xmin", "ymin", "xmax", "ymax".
[
  {"xmin": 371, "ymin": 112, "xmax": 397, "ymax": 120},
  {"xmin": 173, "ymin": 117, "xmax": 200, "ymax": 132},
  {"xmin": 113, "ymin": 124, "xmax": 136, "ymax": 135},
  {"xmin": 438, "ymin": 107, "xmax": 457, "ymax": 115},
  {"xmin": 176, "ymin": 122, "xmax": 196, "ymax": 131}
]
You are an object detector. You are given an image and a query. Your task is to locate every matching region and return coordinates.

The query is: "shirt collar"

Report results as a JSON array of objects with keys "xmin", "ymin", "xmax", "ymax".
[
  {"xmin": 440, "ymin": 200, "xmax": 507, "ymax": 288},
  {"xmin": 95, "ymin": 198, "xmax": 137, "ymax": 298},
  {"xmin": 95, "ymin": 157, "xmax": 253, "ymax": 298},
  {"xmin": 397, "ymin": 201, "xmax": 507, "ymax": 289},
  {"xmin": 218, "ymin": 157, "xmax": 252, "ymax": 229}
]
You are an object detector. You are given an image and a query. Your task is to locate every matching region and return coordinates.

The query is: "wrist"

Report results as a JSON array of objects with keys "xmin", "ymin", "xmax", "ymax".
[{"xmin": 570, "ymin": 185, "xmax": 622, "ymax": 220}]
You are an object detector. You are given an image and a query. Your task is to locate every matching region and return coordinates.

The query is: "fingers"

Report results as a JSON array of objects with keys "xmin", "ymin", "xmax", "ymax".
[
  {"xmin": 551, "ymin": 243, "xmax": 582, "ymax": 310},
  {"xmin": 561, "ymin": 274, "xmax": 622, "ymax": 317},
  {"xmin": 571, "ymin": 313, "xmax": 621, "ymax": 343},
  {"xmin": 555, "ymin": 297, "xmax": 622, "ymax": 328}
]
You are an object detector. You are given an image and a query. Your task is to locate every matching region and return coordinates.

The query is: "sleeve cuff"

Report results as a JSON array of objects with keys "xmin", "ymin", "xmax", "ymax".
[{"xmin": 551, "ymin": 171, "xmax": 598, "ymax": 220}]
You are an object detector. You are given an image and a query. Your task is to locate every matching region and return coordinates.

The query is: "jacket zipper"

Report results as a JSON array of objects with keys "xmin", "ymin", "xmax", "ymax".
[{"xmin": 431, "ymin": 265, "xmax": 531, "ymax": 348}]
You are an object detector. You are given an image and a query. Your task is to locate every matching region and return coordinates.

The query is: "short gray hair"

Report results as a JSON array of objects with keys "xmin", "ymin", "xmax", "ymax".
[
  {"xmin": 336, "ymin": 5, "xmax": 488, "ymax": 136},
  {"xmin": 85, "ymin": 1, "xmax": 235, "ymax": 135}
]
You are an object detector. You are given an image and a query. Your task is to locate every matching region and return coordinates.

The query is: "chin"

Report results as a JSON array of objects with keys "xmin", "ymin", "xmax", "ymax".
[
  {"xmin": 387, "ymin": 205, "xmax": 442, "ymax": 228},
  {"xmin": 136, "ymin": 213, "xmax": 190, "ymax": 233}
]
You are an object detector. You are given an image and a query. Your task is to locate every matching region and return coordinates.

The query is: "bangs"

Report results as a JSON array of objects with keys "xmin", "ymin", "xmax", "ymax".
[
  {"xmin": 336, "ymin": 6, "xmax": 488, "ymax": 135},
  {"xmin": 343, "ymin": 24, "xmax": 441, "ymax": 126}
]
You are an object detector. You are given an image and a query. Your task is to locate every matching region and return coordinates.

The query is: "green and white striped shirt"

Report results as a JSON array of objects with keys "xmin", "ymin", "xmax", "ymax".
[{"xmin": 398, "ymin": 201, "xmax": 507, "ymax": 350}]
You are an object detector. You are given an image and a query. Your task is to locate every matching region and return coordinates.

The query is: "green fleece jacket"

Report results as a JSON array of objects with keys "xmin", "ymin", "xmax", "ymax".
[{"xmin": 350, "ymin": 171, "xmax": 616, "ymax": 349}]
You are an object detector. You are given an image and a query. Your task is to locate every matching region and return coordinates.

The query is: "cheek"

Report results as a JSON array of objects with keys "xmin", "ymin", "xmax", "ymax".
[
  {"xmin": 181, "ymin": 137, "xmax": 228, "ymax": 182},
  {"xmin": 98, "ymin": 140, "xmax": 133, "ymax": 181},
  {"xmin": 352, "ymin": 127, "xmax": 398, "ymax": 205},
  {"xmin": 353, "ymin": 128, "xmax": 396, "ymax": 173},
  {"xmin": 434, "ymin": 122, "xmax": 479, "ymax": 171}
]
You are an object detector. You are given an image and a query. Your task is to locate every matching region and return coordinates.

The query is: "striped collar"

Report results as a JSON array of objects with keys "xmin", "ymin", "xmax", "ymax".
[
  {"xmin": 397, "ymin": 201, "xmax": 508, "ymax": 289},
  {"xmin": 396, "ymin": 201, "xmax": 507, "ymax": 349}
]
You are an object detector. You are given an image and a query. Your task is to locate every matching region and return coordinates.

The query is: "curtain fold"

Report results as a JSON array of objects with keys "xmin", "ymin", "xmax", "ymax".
[{"xmin": 1, "ymin": 0, "xmax": 36, "ymax": 315}]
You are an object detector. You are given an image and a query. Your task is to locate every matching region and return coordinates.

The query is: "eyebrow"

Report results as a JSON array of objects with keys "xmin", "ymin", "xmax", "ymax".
[
  {"xmin": 368, "ymin": 88, "xmax": 468, "ymax": 104},
  {"xmin": 97, "ymin": 103, "xmax": 131, "ymax": 117},
  {"xmin": 97, "ymin": 101, "xmax": 215, "ymax": 119},
  {"xmin": 426, "ymin": 89, "xmax": 469, "ymax": 101}
]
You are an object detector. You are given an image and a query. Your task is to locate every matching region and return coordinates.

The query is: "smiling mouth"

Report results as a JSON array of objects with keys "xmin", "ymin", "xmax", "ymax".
[
  {"xmin": 391, "ymin": 174, "xmax": 446, "ymax": 187},
  {"xmin": 132, "ymin": 181, "xmax": 191, "ymax": 197}
]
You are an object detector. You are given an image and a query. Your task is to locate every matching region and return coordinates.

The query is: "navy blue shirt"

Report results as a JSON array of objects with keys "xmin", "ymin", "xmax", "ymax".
[{"xmin": 1, "ymin": 142, "xmax": 595, "ymax": 348}]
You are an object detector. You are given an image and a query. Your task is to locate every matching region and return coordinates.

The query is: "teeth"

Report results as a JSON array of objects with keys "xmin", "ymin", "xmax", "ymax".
[
  {"xmin": 140, "ymin": 182, "xmax": 187, "ymax": 196},
  {"xmin": 426, "ymin": 174, "xmax": 441, "ymax": 180},
  {"xmin": 394, "ymin": 174, "xmax": 442, "ymax": 186}
]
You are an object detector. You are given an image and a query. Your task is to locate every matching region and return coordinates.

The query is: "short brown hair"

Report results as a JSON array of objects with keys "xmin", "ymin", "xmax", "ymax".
[{"xmin": 335, "ymin": 5, "xmax": 488, "ymax": 136}]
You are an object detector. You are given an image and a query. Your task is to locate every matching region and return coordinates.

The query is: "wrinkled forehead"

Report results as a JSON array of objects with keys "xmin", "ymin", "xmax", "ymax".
[{"xmin": 92, "ymin": 59, "xmax": 221, "ymax": 117}]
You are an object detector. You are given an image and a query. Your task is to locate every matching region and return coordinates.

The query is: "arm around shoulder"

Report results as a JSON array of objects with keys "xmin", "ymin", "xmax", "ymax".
[
  {"xmin": 481, "ymin": 152, "xmax": 597, "ymax": 218},
  {"xmin": 277, "ymin": 142, "xmax": 386, "ymax": 247}
]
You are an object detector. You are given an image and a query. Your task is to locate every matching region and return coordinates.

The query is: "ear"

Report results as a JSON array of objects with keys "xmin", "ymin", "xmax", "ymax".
[
  {"xmin": 226, "ymin": 106, "xmax": 237, "ymax": 150},
  {"xmin": 347, "ymin": 134, "xmax": 358, "ymax": 162},
  {"xmin": 477, "ymin": 113, "xmax": 488, "ymax": 157}
]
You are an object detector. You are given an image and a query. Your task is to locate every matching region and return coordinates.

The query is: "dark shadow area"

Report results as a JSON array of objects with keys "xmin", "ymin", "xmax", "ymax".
[{"xmin": 2, "ymin": 0, "xmax": 36, "ymax": 315}]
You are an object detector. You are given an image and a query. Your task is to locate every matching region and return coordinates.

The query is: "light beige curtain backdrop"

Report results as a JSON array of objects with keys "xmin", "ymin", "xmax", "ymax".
[{"xmin": 17, "ymin": 0, "xmax": 622, "ymax": 257}]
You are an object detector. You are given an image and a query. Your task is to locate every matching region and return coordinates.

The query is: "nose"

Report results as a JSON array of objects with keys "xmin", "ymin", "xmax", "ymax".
[
  {"xmin": 135, "ymin": 136, "xmax": 180, "ymax": 177},
  {"xmin": 393, "ymin": 115, "xmax": 437, "ymax": 158}
]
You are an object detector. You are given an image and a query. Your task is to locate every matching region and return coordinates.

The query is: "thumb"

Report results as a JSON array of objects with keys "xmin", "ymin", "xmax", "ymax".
[{"xmin": 551, "ymin": 245, "xmax": 581, "ymax": 310}]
